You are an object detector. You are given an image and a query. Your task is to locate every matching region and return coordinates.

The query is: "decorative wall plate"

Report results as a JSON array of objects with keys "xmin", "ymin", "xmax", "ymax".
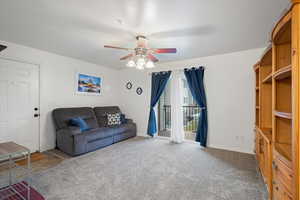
[
  {"xmin": 136, "ymin": 87, "xmax": 143, "ymax": 95},
  {"xmin": 126, "ymin": 82, "xmax": 133, "ymax": 90}
]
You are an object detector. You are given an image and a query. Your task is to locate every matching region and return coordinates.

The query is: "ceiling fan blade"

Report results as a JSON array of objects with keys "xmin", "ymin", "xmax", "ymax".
[
  {"xmin": 104, "ymin": 45, "xmax": 132, "ymax": 51},
  {"xmin": 120, "ymin": 54, "xmax": 133, "ymax": 60},
  {"xmin": 153, "ymin": 48, "xmax": 177, "ymax": 54},
  {"xmin": 148, "ymin": 54, "xmax": 159, "ymax": 63}
]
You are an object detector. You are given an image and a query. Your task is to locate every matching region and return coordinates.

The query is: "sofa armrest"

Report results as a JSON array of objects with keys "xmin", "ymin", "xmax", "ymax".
[{"xmin": 57, "ymin": 126, "xmax": 82, "ymax": 136}]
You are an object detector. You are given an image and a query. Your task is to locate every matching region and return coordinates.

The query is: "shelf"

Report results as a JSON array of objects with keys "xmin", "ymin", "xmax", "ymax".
[
  {"xmin": 274, "ymin": 110, "xmax": 292, "ymax": 119},
  {"xmin": 256, "ymin": 87, "xmax": 260, "ymax": 90},
  {"xmin": 256, "ymin": 106, "xmax": 260, "ymax": 109},
  {"xmin": 274, "ymin": 65, "xmax": 291, "ymax": 80},
  {"xmin": 262, "ymin": 73, "xmax": 272, "ymax": 83},
  {"xmin": 274, "ymin": 142, "xmax": 292, "ymax": 162}
]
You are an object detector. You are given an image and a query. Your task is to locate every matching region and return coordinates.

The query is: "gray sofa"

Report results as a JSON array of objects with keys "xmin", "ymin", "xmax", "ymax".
[{"xmin": 52, "ymin": 106, "xmax": 136, "ymax": 156}]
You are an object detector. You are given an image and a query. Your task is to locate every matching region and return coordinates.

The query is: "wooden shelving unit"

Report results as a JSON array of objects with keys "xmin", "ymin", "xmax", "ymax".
[
  {"xmin": 254, "ymin": 47, "xmax": 273, "ymax": 197},
  {"xmin": 260, "ymin": 47, "xmax": 273, "ymax": 131},
  {"xmin": 254, "ymin": 62, "xmax": 261, "ymax": 127},
  {"xmin": 253, "ymin": 3, "xmax": 300, "ymax": 199},
  {"xmin": 273, "ymin": 12, "xmax": 292, "ymax": 166},
  {"xmin": 272, "ymin": 9, "xmax": 295, "ymax": 199}
]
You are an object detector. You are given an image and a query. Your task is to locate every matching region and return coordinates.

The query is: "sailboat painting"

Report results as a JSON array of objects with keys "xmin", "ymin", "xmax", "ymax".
[{"xmin": 76, "ymin": 73, "xmax": 102, "ymax": 95}]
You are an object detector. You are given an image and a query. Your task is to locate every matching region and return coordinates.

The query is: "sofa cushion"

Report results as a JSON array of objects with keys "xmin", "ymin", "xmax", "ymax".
[
  {"xmin": 94, "ymin": 106, "xmax": 121, "ymax": 127},
  {"xmin": 109, "ymin": 123, "xmax": 136, "ymax": 135},
  {"xmin": 84, "ymin": 128, "xmax": 115, "ymax": 142},
  {"xmin": 113, "ymin": 131, "xmax": 136, "ymax": 143},
  {"xmin": 53, "ymin": 107, "xmax": 98, "ymax": 130}
]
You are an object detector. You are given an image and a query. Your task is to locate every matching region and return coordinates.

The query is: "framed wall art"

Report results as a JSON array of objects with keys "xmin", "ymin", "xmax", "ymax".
[{"xmin": 75, "ymin": 73, "xmax": 102, "ymax": 96}]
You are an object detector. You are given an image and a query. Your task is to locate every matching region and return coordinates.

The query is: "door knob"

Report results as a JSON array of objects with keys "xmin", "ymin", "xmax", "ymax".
[{"xmin": 34, "ymin": 114, "xmax": 40, "ymax": 117}]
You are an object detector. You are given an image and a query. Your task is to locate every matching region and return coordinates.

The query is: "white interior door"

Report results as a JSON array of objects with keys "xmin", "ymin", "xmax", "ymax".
[{"xmin": 0, "ymin": 58, "xmax": 39, "ymax": 152}]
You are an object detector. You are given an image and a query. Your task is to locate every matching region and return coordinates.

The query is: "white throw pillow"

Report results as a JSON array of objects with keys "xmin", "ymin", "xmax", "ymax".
[{"xmin": 107, "ymin": 113, "xmax": 121, "ymax": 126}]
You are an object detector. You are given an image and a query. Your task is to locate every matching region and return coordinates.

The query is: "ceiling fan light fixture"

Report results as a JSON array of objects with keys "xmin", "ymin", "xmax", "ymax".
[
  {"xmin": 136, "ymin": 63, "xmax": 144, "ymax": 70},
  {"xmin": 136, "ymin": 57, "xmax": 146, "ymax": 66},
  {"xmin": 145, "ymin": 60, "xmax": 155, "ymax": 68},
  {"xmin": 126, "ymin": 60, "xmax": 136, "ymax": 68},
  {"xmin": 104, "ymin": 35, "xmax": 177, "ymax": 70}
]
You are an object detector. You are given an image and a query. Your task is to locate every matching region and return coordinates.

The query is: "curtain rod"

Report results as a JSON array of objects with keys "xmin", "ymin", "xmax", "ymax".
[
  {"xmin": 147, "ymin": 69, "xmax": 181, "ymax": 75},
  {"xmin": 147, "ymin": 66, "xmax": 205, "ymax": 75}
]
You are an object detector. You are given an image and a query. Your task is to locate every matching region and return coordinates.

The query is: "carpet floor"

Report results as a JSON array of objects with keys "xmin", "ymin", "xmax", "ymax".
[{"xmin": 32, "ymin": 137, "xmax": 267, "ymax": 200}]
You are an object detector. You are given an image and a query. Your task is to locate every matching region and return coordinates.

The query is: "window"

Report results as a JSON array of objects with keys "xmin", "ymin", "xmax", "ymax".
[{"xmin": 157, "ymin": 77, "xmax": 200, "ymax": 140}]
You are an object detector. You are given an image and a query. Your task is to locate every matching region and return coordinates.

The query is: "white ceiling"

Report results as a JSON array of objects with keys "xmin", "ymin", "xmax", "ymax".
[{"xmin": 0, "ymin": 0, "xmax": 290, "ymax": 69}]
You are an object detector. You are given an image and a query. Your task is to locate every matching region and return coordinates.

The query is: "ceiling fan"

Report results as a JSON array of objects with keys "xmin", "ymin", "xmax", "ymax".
[{"xmin": 104, "ymin": 35, "xmax": 177, "ymax": 69}]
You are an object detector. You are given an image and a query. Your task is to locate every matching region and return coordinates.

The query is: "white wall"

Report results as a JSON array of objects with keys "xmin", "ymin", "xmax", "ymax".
[
  {"xmin": 118, "ymin": 48, "xmax": 265, "ymax": 154},
  {"xmin": 0, "ymin": 39, "xmax": 265, "ymax": 154},
  {"xmin": 0, "ymin": 40, "xmax": 119, "ymax": 151},
  {"xmin": 118, "ymin": 70, "xmax": 151, "ymax": 136}
]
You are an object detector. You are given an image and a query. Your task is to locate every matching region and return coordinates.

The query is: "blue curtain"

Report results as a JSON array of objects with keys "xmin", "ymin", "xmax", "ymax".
[
  {"xmin": 184, "ymin": 67, "xmax": 208, "ymax": 147},
  {"xmin": 147, "ymin": 71, "xmax": 171, "ymax": 136}
]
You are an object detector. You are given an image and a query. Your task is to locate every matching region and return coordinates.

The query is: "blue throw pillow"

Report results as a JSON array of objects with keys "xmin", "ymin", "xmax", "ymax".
[{"xmin": 69, "ymin": 117, "xmax": 90, "ymax": 131}]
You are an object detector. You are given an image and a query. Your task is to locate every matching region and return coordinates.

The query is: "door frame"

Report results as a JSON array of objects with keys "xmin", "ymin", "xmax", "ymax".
[{"xmin": 0, "ymin": 56, "xmax": 41, "ymax": 152}]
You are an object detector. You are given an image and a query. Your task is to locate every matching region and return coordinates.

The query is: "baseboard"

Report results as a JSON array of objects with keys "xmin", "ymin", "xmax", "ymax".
[
  {"xmin": 136, "ymin": 132, "xmax": 150, "ymax": 138},
  {"xmin": 136, "ymin": 134, "xmax": 254, "ymax": 155},
  {"xmin": 207, "ymin": 144, "xmax": 254, "ymax": 155}
]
